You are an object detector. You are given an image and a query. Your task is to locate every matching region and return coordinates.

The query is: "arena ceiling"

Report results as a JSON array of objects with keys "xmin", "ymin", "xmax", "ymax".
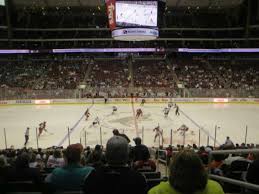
[{"xmin": 12, "ymin": 0, "xmax": 244, "ymax": 9}]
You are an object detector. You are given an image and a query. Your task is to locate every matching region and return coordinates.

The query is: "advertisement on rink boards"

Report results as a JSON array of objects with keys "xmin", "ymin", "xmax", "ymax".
[
  {"xmin": 0, "ymin": 100, "xmax": 8, "ymax": 104},
  {"xmin": 15, "ymin": 100, "xmax": 32, "ymax": 104}
]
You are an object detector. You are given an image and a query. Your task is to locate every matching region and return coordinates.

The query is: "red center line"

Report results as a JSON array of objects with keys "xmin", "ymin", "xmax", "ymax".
[{"xmin": 130, "ymin": 96, "xmax": 139, "ymax": 137}]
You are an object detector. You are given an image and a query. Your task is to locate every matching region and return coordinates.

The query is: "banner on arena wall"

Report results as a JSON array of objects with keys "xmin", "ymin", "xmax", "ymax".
[
  {"xmin": 52, "ymin": 99, "xmax": 74, "ymax": 103},
  {"xmin": 172, "ymin": 98, "xmax": 193, "ymax": 102},
  {"xmin": 93, "ymin": 98, "xmax": 105, "ymax": 103},
  {"xmin": 16, "ymin": 100, "xmax": 32, "ymax": 104},
  {"xmin": 106, "ymin": 0, "xmax": 116, "ymax": 30},
  {"xmin": 76, "ymin": 99, "xmax": 90, "ymax": 103},
  {"xmin": 34, "ymin": 99, "xmax": 51, "ymax": 104},
  {"xmin": 0, "ymin": 100, "xmax": 8, "ymax": 104},
  {"xmin": 213, "ymin": 98, "xmax": 229, "ymax": 103}
]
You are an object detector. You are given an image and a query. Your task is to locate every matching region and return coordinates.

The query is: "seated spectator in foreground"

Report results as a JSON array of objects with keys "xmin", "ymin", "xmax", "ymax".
[
  {"xmin": 86, "ymin": 144, "xmax": 106, "ymax": 168},
  {"xmin": 113, "ymin": 129, "xmax": 131, "ymax": 143},
  {"xmin": 148, "ymin": 150, "xmax": 224, "ymax": 194},
  {"xmin": 46, "ymin": 149, "xmax": 65, "ymax": 168},
  {"xmin": 83, "ymin": 136, "xmax": 147, "ymax": 194},
  {"xmin": 133, "ymin": 149, "xmax": 156, "ymax": 172},
  {"xmin": 0, "ymin": 154, "xmax": 9, "ymax": 184},
  {"xmin": 4, "ymin": 152, "xmax": 41, "ymax": 184},
  {"xmin": 45, "ymin": 143, "xmax": 94, "ymax": 191},
  {"xmin": 221, "ymin": 136, "xmax": 234, "ymax": 149},
  {"xmin": 246, "ymin": 153, "xmax": 259, "ymax": 185},
  {"xmin": 131, "ymin": 137, "xmax": 150, "ymax": 162},
  {"xmin": 131, "ymin": 137, "xmax": 156, "ymax": 171}
]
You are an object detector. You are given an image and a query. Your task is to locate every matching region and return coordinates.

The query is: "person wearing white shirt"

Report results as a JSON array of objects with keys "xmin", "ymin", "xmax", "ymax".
[
  {"xmin": 223, "ymin": 136, "xmax": 234, "ymax": 149},
  {"xmin": 24, "ymin": 127, "xmax": 30, "ymax": 146}
]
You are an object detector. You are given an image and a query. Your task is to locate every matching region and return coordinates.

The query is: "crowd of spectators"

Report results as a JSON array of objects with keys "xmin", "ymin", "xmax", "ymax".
[
  {"xmin": 1, "ymin": 131, "xmax": 259, "ymax": 193},
  {"xmin": 0, "ymin": 60, "xmax": 87, "ymax": 90},
  {"xmin": 175, "ymin": 60, "xmax": 259, "ymax": 91},
  {"xmin": 134, "ymin": 61, "xmax": 175, "ymax": 88},
  {"xmin": 1, "ymin": 58, "xmax": 259, "ymax": 99},
  {"xmin": 87, "ymin": 60, "xmax": 130, "ymax": 88}
]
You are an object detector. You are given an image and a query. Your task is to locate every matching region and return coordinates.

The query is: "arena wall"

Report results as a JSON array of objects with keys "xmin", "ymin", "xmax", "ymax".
[{"xmin": 0, "ymin": 98, "xmax": 259, "ymax": 105}]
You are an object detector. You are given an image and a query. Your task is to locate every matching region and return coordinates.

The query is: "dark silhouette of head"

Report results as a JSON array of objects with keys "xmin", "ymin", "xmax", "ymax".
[
  {"xmin": 106, "ymin": 136, "xmax": 129, "ymax": 166},
  {"xmin": 133, "ymin": 137, "xmax": 141, "ymax": 146},
  {"xmin": 169, "ymin": 150, "xmax": 207, "ymax": 194},
  {"xmin": 113, "ymin": 129, "xmax": 119, "ymax": 136},
  {"xmin": 15, "ymin": 152, "xmax": 30, "ymax": 168},
  {"xmin": 64, "ymin": 143, "xmax": 83, "ymax": 164}
]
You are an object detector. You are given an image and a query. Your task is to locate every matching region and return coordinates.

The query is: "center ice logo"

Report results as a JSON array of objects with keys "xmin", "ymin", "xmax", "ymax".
[{"xmin": 109, "ymin": 113, "xmax": 152, "ymax": 127}]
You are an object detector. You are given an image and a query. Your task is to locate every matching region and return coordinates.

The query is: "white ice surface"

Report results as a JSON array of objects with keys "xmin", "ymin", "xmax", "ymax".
[{"xmin": 0, "ymin": 103, "xmax": 259, "ymax": 149}]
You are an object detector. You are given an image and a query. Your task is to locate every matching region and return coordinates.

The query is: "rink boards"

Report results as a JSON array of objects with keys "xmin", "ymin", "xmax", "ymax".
[
  {"xmin": 0, "ymin": 98, "xmax": 259, "ymax": 150},
  {"xmin": 1, "ymin": 97, "xmax": 259, "ymax": 106}
]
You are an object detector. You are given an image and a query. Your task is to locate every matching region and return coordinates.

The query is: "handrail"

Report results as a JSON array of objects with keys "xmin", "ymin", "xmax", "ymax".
[
  {"xmin": 211, "ymin": 149, "xmax": 259, "ymax": 155},
  {"xmin": 1, "ymin": 37, "xmax": 259, "ymax": 42},
  {"xmin": 209, "ymin": 174, "xmax": 259, "ymax": 192},
  {"xmin": 12, "ymin": 27, "xmax": 245, "ymax": 32}
]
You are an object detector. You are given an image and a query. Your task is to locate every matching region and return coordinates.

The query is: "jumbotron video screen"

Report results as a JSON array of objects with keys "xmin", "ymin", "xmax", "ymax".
[
  {"xmin": 116, "ymin": 1, "xmax": 158, "ymax": 27},
  {"xmin": 0, "ymin": 0, "xmax": 5, "ymax": 6}
]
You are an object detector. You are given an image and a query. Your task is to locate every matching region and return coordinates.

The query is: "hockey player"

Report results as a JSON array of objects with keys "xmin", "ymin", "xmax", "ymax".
[
  {"xmin": 175, "ymin": 104, "xmax": 180, "ymax": 116},
  {"xmin": 153, "ymin": 126, "xmax": 164, "ymax": 143},
  {"xmin": 140, "ymin": 99, "xmax": 146, "ymax": 106},
  {"xmin": 92, "ymin": 117, "xmax": 100, "ymax": 126},
  {"xmin": 177, "ymin": 124, "xmax": 189, "ymax": 135},
  {"xmin": 38, "ymin": 121, "xmax": 47, "ymax": 137},
  {"xmin": 163, "ymin": 107, "xmax": 170, "ymax": 118},
  {"xmin": 136, "ymin": 108, "xmax": 143, "ymax": 119},
  {"xmin": 168, "ymin": 102, "xmax": 174, "ymax": 108},
  {"xmin": 112, "ymin": 106, "xmax": 117, "ymax": 114},
  {"xmin": 85, "ymin": 109, "xmax": 90, "ymax": 120},
  {"xmin": 24, "ymin": 127, "xmax": 30, "ymax": 146}
]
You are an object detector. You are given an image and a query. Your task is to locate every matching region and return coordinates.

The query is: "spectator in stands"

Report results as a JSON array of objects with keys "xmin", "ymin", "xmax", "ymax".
[
  {"xmin": 148, "ymin": 150, "xmax": 224, "ymax": 194},
  {"xmin": 166, "ymin": 145, "xmax": 173, "ymax": 164},
  {"xmin": 4, "ymin": 152, "xmax": 41, "ymax": 184},
  {"xmin": 0, "ymin": 154, "xmax": 8, "ymax": 184},
  {"xmin": 0, "ymin": 154, "xmax": 8, "ymax": 168},
  {"xmin": 113, "ymin": 129, "xmax": 131, "ymax": 143},
  {"xmin": 197, "ymin": 146, "xmax": 209, "ymax": 166},
  {"xmin": 133, "ymin": 148, "xmax": 156, "ymax": 172},
  {"xmin": 86, "ymin": 144, "xmax": 105, "ymax": 168},
  {"xmin": 83, "ymin": 136, "xmax": 147, "ymax": 194},
  {"xmin": 131, "ymin": 137, "xmax": 150, "ymax": 162},
  {"xmin": 222, "ymin": 136, "xmax": 234, "ymax": 149},
  {"xmin": 45, "ymin": 143, "xmax": 94, "ymax": 191},
  {"xmin": 84, "ymin": 146, "xmax": 91, "ymax": 160},
  {"xmin": 29, "ymin": 153, "xmax": 38, "ymax": 168},
  {"xmin": 47, "ymin": 149, "xmax": 65, "ymax": 168},
  {"xmin": 246, "ymin": 153, "xmax": 259, "ymax": 185}
]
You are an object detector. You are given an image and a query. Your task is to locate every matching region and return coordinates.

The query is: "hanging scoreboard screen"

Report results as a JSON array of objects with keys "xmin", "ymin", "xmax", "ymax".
[
  {"xmin": 0, "ymin": 0, "xmax": 5, "ymax": 5},
  {"xmin": 115, "ymin": 1, "xmax": 158, "ymax": 27}
]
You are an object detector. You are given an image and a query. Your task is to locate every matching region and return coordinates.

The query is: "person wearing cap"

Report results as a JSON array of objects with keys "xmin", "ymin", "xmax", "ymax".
[
  {"xmin": 24, "ymin": 127, "xmax": 30, "ymax": 146},
  {"xmin": 113, "ymin": 129, "xmax": 130, "ymax": 143},
  {"xmin": 45, "ymin": 143, "xmax": 94, "ymax": 191},
  {"xmin": 83, "ymin": 136, "xmax": 147, "ymax": 194}
]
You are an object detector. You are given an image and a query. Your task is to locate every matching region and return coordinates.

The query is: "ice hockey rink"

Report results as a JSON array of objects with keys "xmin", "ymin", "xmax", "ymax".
[{"xmin": 0, "ymin": 103, "xmax": 259, "ymax": 149}]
